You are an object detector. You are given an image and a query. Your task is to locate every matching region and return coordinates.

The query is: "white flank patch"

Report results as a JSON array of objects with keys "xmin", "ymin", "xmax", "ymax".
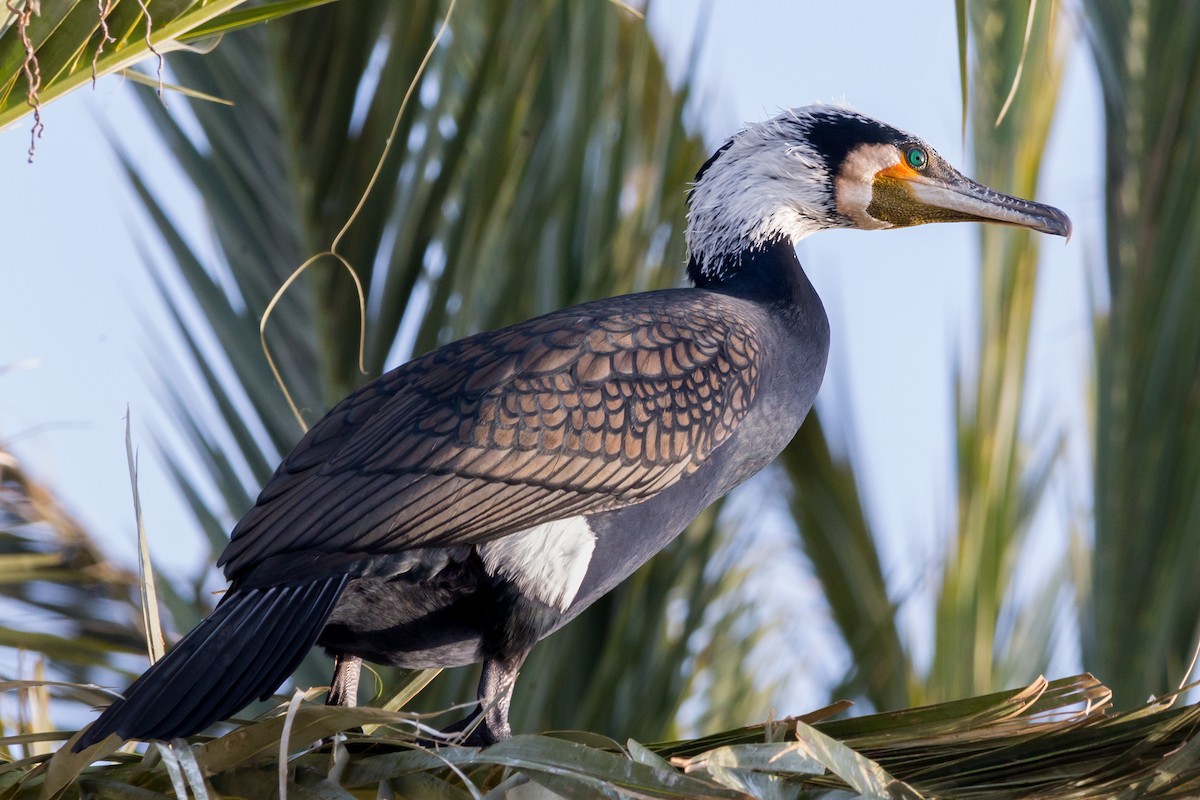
[{"xmin": 479, "ymin": 516, "xmax": 596, "ymax": 610}]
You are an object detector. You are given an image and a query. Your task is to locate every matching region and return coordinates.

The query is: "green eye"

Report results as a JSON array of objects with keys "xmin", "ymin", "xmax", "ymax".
[{"xmin": 906, "ymin": 147, "xmax": 928, "ymax": 170}]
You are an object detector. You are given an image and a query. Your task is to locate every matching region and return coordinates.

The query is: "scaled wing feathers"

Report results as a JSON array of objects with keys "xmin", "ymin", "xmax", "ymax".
[{"xmin": 219, "ymin": 291, "xmax": 760, "ymax": 579}]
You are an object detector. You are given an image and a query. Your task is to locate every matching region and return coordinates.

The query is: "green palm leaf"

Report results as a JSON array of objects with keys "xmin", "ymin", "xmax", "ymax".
[
  {"xmin": 1085, "ymin": 0, "xmax": 1200, "ymax": 703},
  {"xmin": 0, "ymin": 441, "xmax": 170, "ymax": 689},
  {"xmin": 930, "ymin": 0, "xmax": 1066, "ymax": 703},
  {"xmin": 0, "ymin": 0, "xmax": 340, "ymax": 146}
]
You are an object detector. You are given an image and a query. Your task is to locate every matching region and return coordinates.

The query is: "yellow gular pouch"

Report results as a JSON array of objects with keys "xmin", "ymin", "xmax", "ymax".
[{"xmin": 868, "ymin": 162, "xmax": 983, "ymax": 228}]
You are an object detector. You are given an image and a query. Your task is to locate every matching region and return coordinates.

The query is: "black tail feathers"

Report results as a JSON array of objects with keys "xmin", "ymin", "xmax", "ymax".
[{"xmin": 75, "ymin": 575, "xmax": 346, "ymax": 751}]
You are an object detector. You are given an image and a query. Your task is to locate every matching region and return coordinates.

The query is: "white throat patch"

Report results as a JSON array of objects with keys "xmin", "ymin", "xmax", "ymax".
[
  {"xmin": 834, "ymin": 143, "xmax": 899, "ymax": 230},
  {"xmin": 479, "ymin": 516, "xmax": 596, "ymax": 610}
]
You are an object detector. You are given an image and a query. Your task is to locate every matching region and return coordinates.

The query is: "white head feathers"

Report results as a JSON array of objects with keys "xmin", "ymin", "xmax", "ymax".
[{"xmin": 685, "ymin": 104, "xmax": 892, "ymax": 283}]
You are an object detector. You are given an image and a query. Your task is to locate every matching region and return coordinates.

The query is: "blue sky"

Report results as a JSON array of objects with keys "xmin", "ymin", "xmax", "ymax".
[{"xmin": 0, "ymin": 2, "xmax": 1101, "ymax": 701}]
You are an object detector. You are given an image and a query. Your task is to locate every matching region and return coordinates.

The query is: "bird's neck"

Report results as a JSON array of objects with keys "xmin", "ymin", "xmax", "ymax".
[
  {"xmin": 686, "ymin": 235, "xmax": 817, "ymax": 309},
  {"xmin": 685, "ymin": 208, "xmax": 827, "ymax": 285}
]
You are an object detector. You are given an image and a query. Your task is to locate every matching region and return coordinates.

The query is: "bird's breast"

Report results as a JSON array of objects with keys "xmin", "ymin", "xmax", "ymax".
[{"xmin": 557, "ymin": 297, "xmax": 831, "ymax": 626}]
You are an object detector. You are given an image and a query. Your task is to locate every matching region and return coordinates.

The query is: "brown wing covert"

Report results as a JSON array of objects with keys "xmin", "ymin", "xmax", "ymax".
[{"xmin": 220, "ymin": 294, "xmax": 760, "ymax": 576}]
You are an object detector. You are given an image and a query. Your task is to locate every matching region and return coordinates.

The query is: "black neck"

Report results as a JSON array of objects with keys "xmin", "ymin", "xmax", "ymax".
[{"xmin": 688, "ymin": 236, "xmax": 815, "ymax": 309}]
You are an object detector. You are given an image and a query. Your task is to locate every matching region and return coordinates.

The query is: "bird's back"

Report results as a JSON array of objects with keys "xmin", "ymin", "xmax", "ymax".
[{"xmin": 220, "ymin": 287, "xmax": 803, "ymax": 591}]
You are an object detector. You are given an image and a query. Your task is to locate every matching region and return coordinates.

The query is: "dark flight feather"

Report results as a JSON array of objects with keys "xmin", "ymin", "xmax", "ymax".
[{"xmin": 76, "ymin": 576, "xmax": 346, "ymax": 748}]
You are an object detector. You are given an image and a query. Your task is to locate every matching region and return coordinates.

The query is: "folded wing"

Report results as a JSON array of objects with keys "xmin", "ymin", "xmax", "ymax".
[{"xmin": 219, "ymin": 292, "xmax": 761, "ymax": 580}]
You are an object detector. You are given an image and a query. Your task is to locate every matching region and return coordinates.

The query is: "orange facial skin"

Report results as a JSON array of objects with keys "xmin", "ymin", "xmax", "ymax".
[{"xmin": 877, "ymin": 161, "xmax": 923, "ymax": 182}]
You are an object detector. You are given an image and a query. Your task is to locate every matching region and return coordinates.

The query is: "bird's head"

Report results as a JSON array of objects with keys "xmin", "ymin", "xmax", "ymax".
[{"xmin": 685, "ymin": 104, "xmax": 1071, "ymax": 285}]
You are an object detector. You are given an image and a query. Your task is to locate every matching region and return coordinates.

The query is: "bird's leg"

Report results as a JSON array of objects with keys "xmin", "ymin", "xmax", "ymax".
[
  {"xmin": 327, "ymin": 653, "xmax": 362, "ymax": 707},
  {"xmin": 475, "ymin": 655, "xmax": 520, "ymax": 742},
  {"xmin": 438, "ymin": 653, "xmax": 525, "ymax": 746},
  {"xmin": 439, "ymin": 579, "xmax": 549, "ymax": 745}
]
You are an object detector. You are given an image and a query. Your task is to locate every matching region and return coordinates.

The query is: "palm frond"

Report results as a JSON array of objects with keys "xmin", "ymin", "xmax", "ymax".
[
  {"xmin": 0, "ymin": 440, "xmax": 153, "ymax": 698},
  {"xmin": 0, "ymin": 0, "xmax": 341, "ymax": 151},
  {"xmin": 1084, "ymin": 0, "xmax": 1200, "ymax": 704},
  {"xmin": 780, "ymin": 414, "xmax": 910, "ymax": 713},
  {"xmin": 14, "ymin": 673, "xmax": 1200, "ymax": 798},
  {"xmin": 929, "ymin": 0, "xmax": 1066, "ymax": 703}
]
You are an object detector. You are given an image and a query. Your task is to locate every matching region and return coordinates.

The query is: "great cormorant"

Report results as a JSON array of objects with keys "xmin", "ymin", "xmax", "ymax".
[{"xmin": 75, "ymin": 104, "xmax": 1070, "ymax": 751}]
